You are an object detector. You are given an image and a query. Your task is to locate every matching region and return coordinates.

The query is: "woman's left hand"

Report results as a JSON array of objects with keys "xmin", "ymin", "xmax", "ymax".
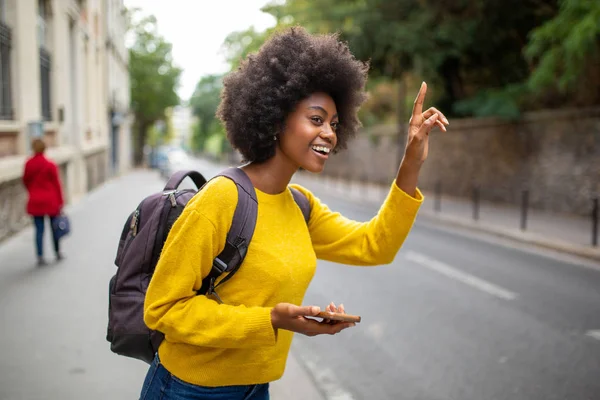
[{"xmin": 403, "ymin": 82, "xmax": 449, "ymax": 167}]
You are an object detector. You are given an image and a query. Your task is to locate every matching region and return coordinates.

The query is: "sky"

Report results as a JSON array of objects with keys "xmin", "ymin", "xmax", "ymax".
[{"xmin": 123, "ymin": 0, "xmax": 277, "ymax": 102}]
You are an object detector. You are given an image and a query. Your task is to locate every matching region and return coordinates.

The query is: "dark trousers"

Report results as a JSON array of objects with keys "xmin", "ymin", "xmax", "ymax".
[
  {"xmin": 140, "ymin": 354, "xmax": 270, "ymax": 399},
  {"xmin": 33, "ymin": 216, "xmax": 60, "ymax": 258}
]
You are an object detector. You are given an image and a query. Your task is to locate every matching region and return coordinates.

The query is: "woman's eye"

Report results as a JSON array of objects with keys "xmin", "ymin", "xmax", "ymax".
[
  {"xmin": 331, "ymin": 122, "xmax": 339, "ymax": 131},
  {"xmin": 311, "ymin": 116, "xmax": 323, "ymax": 124}
]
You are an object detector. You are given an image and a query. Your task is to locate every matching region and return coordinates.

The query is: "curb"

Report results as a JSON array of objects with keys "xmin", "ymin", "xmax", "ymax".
[
  {"xmin": 293, "ymin": 173, "xmax": 600, "ymax": 263},
  {"xmin": 417, "ymin": 211, "xmax": 600, "ymax": 262}
]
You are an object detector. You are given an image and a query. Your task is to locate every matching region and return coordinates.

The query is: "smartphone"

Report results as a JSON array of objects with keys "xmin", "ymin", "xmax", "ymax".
[{"xmin": 315, "ymin": 311, "xmax": 361, "ymax": 323}]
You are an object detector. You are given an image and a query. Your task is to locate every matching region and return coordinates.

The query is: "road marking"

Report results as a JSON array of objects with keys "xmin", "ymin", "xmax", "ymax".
[
  {"xmin": 586, "ymin": 330, "xmax": 600, "ymax": 341},
  {"xmin": 405, "ymin": 251, "xmax": 519, "ymax": 301},
  {"xmin": 295, "ymin": 351, "xmax": 356, "ymax": 400},
  {"xmin": 415, "ymin": 219, "xmax": 600, "ymax": 273}
]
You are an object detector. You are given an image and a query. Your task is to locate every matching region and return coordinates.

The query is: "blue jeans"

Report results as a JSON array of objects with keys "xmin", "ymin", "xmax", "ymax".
[
  {"xmin": 140, "ymin": 354, "xmax": 270, "ymax": 400},
  {"xmin": 33, "ymin": 216, "xmax": 60, "ymax": 258}
]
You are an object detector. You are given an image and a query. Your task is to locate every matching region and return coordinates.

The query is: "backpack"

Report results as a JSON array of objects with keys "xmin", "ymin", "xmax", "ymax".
[{"xmin": 106, "ymin": 167, "xmax": 310, "ymax": 364}]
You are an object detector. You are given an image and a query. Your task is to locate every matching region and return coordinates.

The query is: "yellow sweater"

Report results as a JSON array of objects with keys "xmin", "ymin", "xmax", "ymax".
[{"xmin": 144, "ymin": 176, "xmax": 423, "ymax": 387}]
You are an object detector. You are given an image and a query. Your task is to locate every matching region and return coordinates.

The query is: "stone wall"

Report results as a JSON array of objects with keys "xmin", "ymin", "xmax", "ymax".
[
  {"xmin": 85, "ymin": 150, "xmax": 108, "ymax": 192},
  {"xmin": 0, "ymin": 132, "xmax": 18, "ymax": 157},
  {"xmin": 323, "ymin": 107, "xmax": 600, "ymax": 216}
]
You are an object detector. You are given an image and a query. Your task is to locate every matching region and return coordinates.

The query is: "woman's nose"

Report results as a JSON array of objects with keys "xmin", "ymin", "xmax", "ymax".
[{"xmin": 320, "ymin": 125, "xmax": 336, "ymax": 143}]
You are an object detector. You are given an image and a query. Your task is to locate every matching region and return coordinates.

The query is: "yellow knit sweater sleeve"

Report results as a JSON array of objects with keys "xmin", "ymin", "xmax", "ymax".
[
  {"xmin": 143, "ymin": 177, "xmax": 276, "ymax": 349},
  {"xmin": 290, "ymin": 182, "xmax": 424, "ymax": 265}
]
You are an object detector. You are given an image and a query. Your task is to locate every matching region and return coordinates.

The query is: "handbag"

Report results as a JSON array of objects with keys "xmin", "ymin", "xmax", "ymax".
[{"xmin": 52, "ymin": 213, "xmax": 71, "ymax": 239}]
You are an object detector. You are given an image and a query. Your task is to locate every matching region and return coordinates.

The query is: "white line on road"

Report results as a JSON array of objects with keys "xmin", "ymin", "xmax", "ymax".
[
  {"xmin": 295, "ymin": 351, "xmax": 356, "ymax": 400},
  {"xmin": 405, "ymin": 251, "xmax": 519, "ymax": 301},
  {"xmin": 586, "ymin": 330, "xmax": 600, "ymax": 341}
]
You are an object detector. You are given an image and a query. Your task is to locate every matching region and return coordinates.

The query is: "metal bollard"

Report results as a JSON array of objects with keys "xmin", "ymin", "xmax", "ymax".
[
  {"xmin": 520, "ymin": 190, "xmax": 529, "ymax": 231},
  {"xmin": 472, "ymin": 186, "xmax": 480, "ymax": 221},
  {"xmin": 434, "ymin": 181, "xmax": 442, "ymax": 212},
  {"xmin": 593, "ymin": 198, "xmax": 599, "ymax": 247}
]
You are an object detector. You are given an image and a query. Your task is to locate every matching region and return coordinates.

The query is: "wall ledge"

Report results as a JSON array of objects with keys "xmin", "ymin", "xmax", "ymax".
[{"xmin": 0, "ymin": 145, "xmax": 77, "ymax": 184}]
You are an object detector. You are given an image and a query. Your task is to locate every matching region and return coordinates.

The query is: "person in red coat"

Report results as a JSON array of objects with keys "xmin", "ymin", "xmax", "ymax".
[{"xmin": 22, "ymin": 138, "xmax": 65, "ymax": 265}]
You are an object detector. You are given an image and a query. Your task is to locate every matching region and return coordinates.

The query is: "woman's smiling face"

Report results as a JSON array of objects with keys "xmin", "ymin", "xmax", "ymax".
[{"xmin": 277, "ymin": 92, "xmax": 339, "ymax": 173}]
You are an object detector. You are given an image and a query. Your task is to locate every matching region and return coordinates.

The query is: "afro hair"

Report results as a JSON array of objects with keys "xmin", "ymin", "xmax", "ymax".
[{"xmin": 217, "ymin": 26, "xmax": 369, "ymax": 163}]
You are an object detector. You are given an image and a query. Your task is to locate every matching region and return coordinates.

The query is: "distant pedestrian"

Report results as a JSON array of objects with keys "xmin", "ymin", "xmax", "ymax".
[{"xmin": 22, "ymin": 138, "xmax": 65, "ymax": 266}]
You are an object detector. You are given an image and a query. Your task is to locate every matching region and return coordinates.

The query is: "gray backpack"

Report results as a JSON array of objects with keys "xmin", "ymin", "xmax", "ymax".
[{"xmin": 106, "ymin": 168, "xmax": 310, "ymax": 363}]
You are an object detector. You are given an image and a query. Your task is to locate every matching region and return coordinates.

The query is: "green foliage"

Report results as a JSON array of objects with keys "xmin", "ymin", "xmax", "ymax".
[
  {"xmin": 128, "ymin": 9, "xmax": 181, "ymax": 163},
  {"xmin": 453, "ymin": 85, "xmax": 526, "ymax": 120},
  {"xmin": 264, "ymin": 0, "xmax": 561, "ymax": 117},
  {"xmin": 201, "ymin": 0, "xmax": 598, "ymax": 128},
  {"xmin": 189, "ymin": 75, "xmax": 225, "ymax": 152},
  {"xmin": 221, "ymin": 27, "xmax": 270, "ymax": 70},
  {"xmin": 359, "ymin": 79, "xmax": 399, "ymax": 127},
  {"xmin": 203, "ymin": 133, "xmax": 228, "ymax": 158},
  {"xmin": 525, "ymin": 0, "xmax": 600, "ymax": 93},
  {"xmin": 146, "ymin": 110, "xmax": 175, "ymax": 147}
]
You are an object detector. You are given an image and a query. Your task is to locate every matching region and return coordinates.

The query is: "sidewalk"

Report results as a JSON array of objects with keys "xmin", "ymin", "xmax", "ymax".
[
  {"xmin": 292, "ymin": 172, "xmax": 600, "ymax": 262},
  {"xmin": 0, "ymin": 169, "xmax": 324, "ymax": 400}
]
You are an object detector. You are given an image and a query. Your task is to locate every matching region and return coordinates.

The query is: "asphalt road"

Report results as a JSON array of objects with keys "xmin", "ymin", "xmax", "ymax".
[
  {"xmin": 295, "ymin": 209, "xmax": 600, "ymax": 400},
  {"xmin": 1, "ymin": 157, "xmax": 599, "ymax": 400},
  {"xmin": 170, "ymin": 157, "xmax": 600, "ymax": 400}
]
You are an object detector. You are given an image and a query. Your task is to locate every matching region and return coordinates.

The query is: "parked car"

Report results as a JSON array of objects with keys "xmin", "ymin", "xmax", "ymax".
[{"xmin": 158, "ymin": 148, "xmax": 190, "ymax": 179}]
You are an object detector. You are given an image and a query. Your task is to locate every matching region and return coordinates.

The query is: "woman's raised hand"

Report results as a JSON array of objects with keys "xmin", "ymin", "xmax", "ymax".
[{"xmin": 403, "ymin": 82, "xmax": 449, "ymax": 167}]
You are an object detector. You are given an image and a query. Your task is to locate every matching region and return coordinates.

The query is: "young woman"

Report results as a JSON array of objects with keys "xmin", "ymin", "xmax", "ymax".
[
  {"xmin": 141, "ymin": 27, "xmax": 448, "ymax": 399},
  {"xmin": 22, "ymin": 138, "xmax": 65, "ymax": 266}
]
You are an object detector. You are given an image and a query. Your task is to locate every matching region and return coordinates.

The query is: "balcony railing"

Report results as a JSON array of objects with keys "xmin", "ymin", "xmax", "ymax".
[
  {"xmin": 0, "ymin": 22, "xmax": 13, "ymax": 120},
  {"xmin": 40, "ymin": 47, "xmax": 52, "ymax": 121}
]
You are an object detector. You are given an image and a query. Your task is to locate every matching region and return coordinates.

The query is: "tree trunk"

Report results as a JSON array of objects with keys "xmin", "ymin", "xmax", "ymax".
[
  {"xmin": 440, "ymin": 58, "xmax": 464, "ymax": 109},
  {"xmin": 396, "ymin": 75, "xmax": 407, "ymax": 170},
  {"xmin": 133, "ymin": 121, "xmax": 150, "ymax": 166}
]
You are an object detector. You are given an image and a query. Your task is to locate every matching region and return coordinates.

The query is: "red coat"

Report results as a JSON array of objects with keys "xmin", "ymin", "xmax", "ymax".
[{"xmin": 23, "ymin": 154, "xmax": 64, "ymax": 216}]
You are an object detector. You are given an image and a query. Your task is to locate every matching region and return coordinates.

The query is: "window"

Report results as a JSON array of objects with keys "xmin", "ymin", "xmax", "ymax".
[
  {"xmin": 38, "ymin": 0, "xmax": 51, "ymax": 121},
  {"xmin": 37, "ymin": 0, "xmax": 47, "ymax": 48},
  {"xmin": 0, "ymin": 0, "xmax": 12, "ymax": 120},
  {"xmin": 40, "ymin": 47, "xmax": 51, "ymax": 121}
]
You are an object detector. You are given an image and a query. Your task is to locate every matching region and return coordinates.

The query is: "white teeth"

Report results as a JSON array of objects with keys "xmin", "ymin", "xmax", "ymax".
[{"xmin": 312, "ymin": 146, "xmax": 330, "ymax": 154}]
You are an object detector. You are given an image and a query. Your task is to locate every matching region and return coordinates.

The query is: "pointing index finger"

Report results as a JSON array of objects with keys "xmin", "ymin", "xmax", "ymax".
[{"xmin": 412, "ymin": 81, "xmax": 427, "ymax": 119}]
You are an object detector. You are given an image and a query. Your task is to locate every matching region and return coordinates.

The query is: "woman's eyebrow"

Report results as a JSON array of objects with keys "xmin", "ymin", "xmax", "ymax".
[{"xmin": 307, "ymin": 106, "xmax": 338, "ymax": 119}]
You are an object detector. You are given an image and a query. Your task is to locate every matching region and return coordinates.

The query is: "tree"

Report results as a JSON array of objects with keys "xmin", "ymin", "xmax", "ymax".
[
  {"xmin": 264, "ymin": 1, "xmax": 569, "ymax": 115},
  {"xmin": 525, "ymin": 0, "xmax": 600, "ymax": 106},
  {"xmin": 146, "ymin": 107, "xmax": 176, "ymax": 147},
  {"xmin": 221, "ymin": 27, "xmax": 271, "ymax": 70},
  {"xmin": 188, "ymin": 74, "xmax": 224, "ymax": 152},
  {"xmin": 129, "ymin": 10, "xmax": 181, "ymax": 165}
]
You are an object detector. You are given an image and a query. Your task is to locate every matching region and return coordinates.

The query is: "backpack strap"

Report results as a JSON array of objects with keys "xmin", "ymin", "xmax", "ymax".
[
  {"xmin": 164, "ymin": 170, "xmax": 207, "ymax": 191},
  {"xmin": 199, "ymin": 168, "xmax": 258, "ymax": 296},
  {"xmin": 198, "ymin": 169, "xmax": 312, "ymax": 298},
  {"xmin": 289, "ymin": 187, "xmax": 311, "ymax": 223}
]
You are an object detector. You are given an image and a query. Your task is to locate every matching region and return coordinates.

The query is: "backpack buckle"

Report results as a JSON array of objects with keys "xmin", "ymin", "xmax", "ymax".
[{"xmin": 212, "ymin": 257, "xmax": 228, "ymax": 274}]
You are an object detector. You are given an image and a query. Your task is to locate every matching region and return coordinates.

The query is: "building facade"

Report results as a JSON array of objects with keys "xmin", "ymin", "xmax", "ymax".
[
  {"xmin": 0, "ymin": 0, "xmax": 131, "ymax": 242},
  {"xmin": 105, "ymin": 0, "xmax": 131, "ymax": 175}
]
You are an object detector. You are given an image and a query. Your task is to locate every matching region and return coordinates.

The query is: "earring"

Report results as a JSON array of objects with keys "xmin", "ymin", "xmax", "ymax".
[{"xmin": 273, "ymin": 135, "xmax": 277, "ymax": 141}]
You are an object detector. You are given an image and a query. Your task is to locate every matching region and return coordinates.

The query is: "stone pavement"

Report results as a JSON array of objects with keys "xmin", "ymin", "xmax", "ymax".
[
  {"xmin": 292, "ymin": 172, "xmax": 600, "ymax": 262},
  {"xmin": 0, "ymin": 169, "xmax": 324, "ymax": 400}
]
